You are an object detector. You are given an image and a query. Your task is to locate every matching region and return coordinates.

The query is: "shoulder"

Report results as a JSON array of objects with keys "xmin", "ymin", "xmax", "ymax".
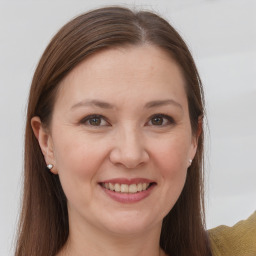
[{"xmin": 208, "ymin": 212, "xmax": 256, "ymax": 256}]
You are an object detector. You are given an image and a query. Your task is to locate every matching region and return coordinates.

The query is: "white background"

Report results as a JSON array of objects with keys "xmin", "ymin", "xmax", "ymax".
[{"xmin": 0, "ymin": 0, "xmax": 255, "ymax": 255}]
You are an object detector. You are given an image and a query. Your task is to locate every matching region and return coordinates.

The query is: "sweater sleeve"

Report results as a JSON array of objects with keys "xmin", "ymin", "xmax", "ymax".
[{"xmin": 208, "ymin": 211, "xmax": 256, "ymax": 256}]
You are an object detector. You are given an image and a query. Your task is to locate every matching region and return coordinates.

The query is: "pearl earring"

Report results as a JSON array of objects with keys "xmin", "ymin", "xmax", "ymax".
[
  {"xmin": 47, "ymin": 164, "xmax": 53, "ymax": 170},
  {"xmin": 189, "ymin": 159, "xmax": 192, "ymax": 165}
]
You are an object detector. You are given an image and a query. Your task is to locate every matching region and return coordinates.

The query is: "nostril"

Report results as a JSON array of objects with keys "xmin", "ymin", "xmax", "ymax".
[{"xmin": 109, "ymin": 148, "xmax": 149, "ymax": 169}]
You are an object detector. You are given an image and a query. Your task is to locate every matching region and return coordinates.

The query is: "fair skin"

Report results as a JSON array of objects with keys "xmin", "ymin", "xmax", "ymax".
[{"xmin": 32, "ymin": 45, "xmax": 198, "ymax": 256}]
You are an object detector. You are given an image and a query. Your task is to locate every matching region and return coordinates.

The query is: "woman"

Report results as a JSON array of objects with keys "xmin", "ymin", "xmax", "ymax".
[{"xmin": 15, "ymin": 6, "xmax": 212, "ymax": 256}]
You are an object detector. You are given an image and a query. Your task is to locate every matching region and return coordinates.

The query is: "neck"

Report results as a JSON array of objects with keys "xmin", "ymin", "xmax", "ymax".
[{"xmin": 58, "ymin": 215, "xmax": 166, "ymax": 256}]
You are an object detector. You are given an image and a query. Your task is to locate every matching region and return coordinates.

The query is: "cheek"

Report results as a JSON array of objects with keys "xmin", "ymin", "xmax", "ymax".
[
  {"xmin": 53, "ymin": 128, "xmax": 107, "ymax": 174},
  {"xmin": 55, "ymin": 142, "xmax": 96, "ymax": 178},
  {"xmin": 52, "ymin": 130, "xmax": 108, "ymax": 201},
  {"xmin": 150, "ymin": 135, "xmax": 191, "ymax": 211},
  {"xmin": 151, "ymin": 134, "xmax": 191, "ymax": 177}
]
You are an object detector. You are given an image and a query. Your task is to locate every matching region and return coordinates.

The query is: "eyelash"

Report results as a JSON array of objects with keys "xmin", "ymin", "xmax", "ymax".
[
  {"xmin": 147, "ymin": 113, "xmax": 175, "ymax": 126},
  {"xmin": 80, "ymin": 114, "xmax": 109, "ymax": 127},
  {"xmin": 79, "ymin": 113, "xmax": 175, "ymax": 127}
]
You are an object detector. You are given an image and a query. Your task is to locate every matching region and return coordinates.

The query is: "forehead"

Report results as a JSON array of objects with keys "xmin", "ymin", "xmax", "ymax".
[{"xmin": 55, "ymin": 44, "xmax": 188, "ymax": 110}]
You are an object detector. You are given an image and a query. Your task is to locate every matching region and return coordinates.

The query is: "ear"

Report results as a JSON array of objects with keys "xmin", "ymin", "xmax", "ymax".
[
  {"xmin": 194, "ymin": 115, "xmax": 203, "ymax": 145},
  {"xmin": 31, "ymin": 116, "xmax": 58, "ymax": 174},
  {"xmin": 189, "ymin": 116, "xmax": 203, "ymax": 164}
]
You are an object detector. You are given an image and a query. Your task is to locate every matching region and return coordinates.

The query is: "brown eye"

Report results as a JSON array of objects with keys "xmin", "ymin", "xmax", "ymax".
[
  {"xmin": 89, "ymin": 117, "xmax": 102, "ymax": 126},
  {"xmin": 80, "ymin": 115, "xmax": 109, "ymax": 127},
  {"xmin": 151, "ymin": 116, "xmax": 164, "ymax": 125},
  {"xmin": 148, "ymin": 114, "xmax": 175, "ymax": 126}
]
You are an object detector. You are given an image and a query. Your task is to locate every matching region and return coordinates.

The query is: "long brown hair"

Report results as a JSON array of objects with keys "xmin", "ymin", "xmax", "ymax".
[{"xmin": 15, "ymin": 6, "xmax": 211, "ymax": 256}]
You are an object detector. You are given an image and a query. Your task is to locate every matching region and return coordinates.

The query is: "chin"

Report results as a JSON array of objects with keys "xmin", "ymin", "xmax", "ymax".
[{"xmin": 96, "ymin": 209, "xmax": 163, "ymax": 236}]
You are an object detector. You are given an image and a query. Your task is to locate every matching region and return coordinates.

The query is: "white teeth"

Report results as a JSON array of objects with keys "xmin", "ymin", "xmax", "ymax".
[
  {"xmin": 102, "ymin": 182, "xmax": 151, "ymax": 193},
  {"xmin": 128, "ymin": 184, "xmax": 137, "ymax": 193},
  {"xmin": 137, "ymin": 183, "xmax": 142, "ymax": 192},
  {"xmin": 121, "ymin": 184, "xmax": 128, "ymax": 193},
  {"xmin": 114, "ymin": 183, "xmax": 121, "ymax": 192},
  {"xmin": 109, "ymin": 183, "xmax": 115, "ymax": 191}
]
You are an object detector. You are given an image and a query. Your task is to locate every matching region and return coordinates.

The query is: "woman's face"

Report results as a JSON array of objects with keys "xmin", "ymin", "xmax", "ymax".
[{"xmin": 39, "ymin": 45, "xmax": 198, "ymax": 235}]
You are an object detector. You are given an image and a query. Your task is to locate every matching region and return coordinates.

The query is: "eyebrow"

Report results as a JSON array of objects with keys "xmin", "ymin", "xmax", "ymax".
[
  {"xmin": 144, "ymin": 99, "xmax": 183, "ymax": 109},
  {"xmin": 70, "ymin": 99, "xmax": 183, "ymax": 110},
  {"xmin": 71, "ymin": 100, "xmax": 114, "ymax": 110}
]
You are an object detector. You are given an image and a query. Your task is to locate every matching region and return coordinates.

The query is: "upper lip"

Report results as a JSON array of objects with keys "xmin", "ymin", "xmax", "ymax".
[{"xmin": 99, "ymin": 178, "xmax": 155, "ymax": 185}]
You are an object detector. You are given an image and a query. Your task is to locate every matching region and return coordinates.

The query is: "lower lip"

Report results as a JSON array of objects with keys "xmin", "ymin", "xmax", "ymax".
[{"xmin": 100, "ymin": 184, "xmax": 156, "ymax": 203}]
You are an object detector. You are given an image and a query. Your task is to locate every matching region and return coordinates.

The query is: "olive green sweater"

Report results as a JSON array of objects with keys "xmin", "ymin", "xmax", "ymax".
[{"xmin": 209, "ymin": 212, "xmax": 256, "ymax": 256}]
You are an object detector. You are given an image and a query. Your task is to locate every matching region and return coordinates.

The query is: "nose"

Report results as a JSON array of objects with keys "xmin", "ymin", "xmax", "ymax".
[{"xmin": 109, "ymin": 126, "xmax": 149, "ymax": 169}]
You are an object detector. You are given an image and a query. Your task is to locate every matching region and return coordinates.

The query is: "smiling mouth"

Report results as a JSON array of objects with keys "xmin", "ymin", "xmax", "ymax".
[{"xmin": 100, "ymin": 182, "xmax": 155, "ymax": 193}]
